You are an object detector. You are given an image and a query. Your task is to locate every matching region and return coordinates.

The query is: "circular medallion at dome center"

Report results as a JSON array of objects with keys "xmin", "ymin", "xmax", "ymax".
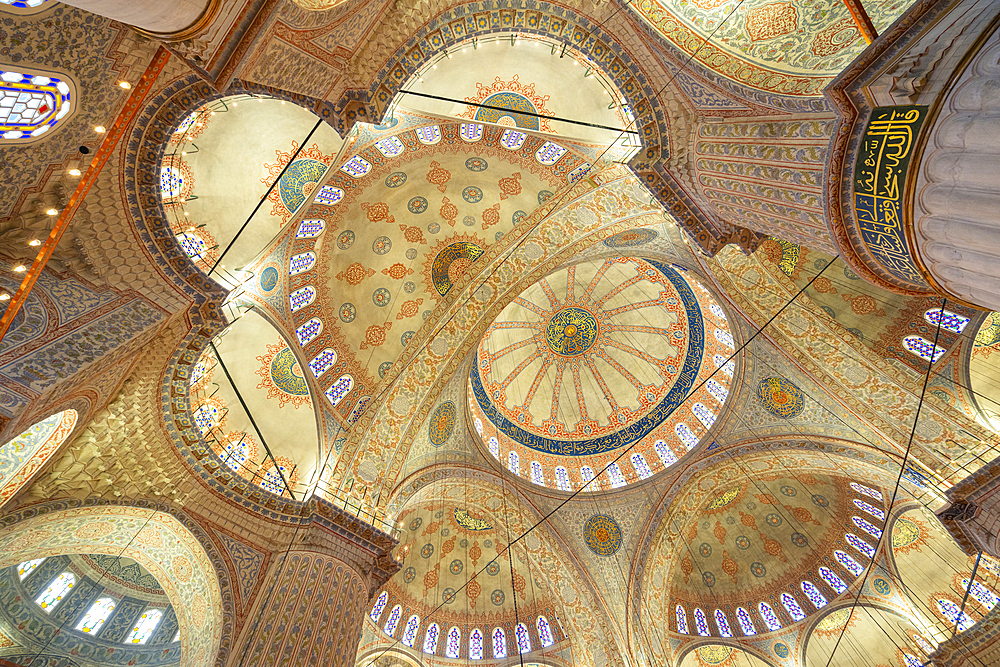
[{"xmin": 545, "ymin": 307, "xmax": 598, "ymax": 356}]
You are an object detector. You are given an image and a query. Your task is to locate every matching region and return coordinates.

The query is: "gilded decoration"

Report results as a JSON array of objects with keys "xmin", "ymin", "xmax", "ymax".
[
  {"xmin": 430, "ymin": 241, "xmax": 486, "ymax": 296},
  {"xmin": 454, "ymin": 508, "xmax": 492, "ymax": 531},
  {"xmin": 545, "ymin": 307, "xmax": 599, "ymax": 356},
  {"xmin": 261, "ymin": 142, "xmax": 337, "ymax": 226},
  {"xmin": 428, "ymin": 401, "xmax": 456, "ymax": 446},
  {"xmin": 584, "ymin": 514, "xmax": 622, "ymax": 556},
  {"xmin": 756, "ymin": 377, "xmax": 805, "ymax": 419},
  {"xmin": 254, "ymin": 341, "xmax": 311, "ymax": 409},
  {"xmin": 603, "ymin": 228, "xmax": 658, "ymax": 248}
]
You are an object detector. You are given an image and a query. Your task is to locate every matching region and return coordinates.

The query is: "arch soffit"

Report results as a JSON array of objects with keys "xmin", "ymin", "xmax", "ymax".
[
  {"xmin": 799, "ymin": 600, "xmax": 924, "ymax": 666},
  {"xmin": 0, "ymin": 503, "xmax": 227, "ymax": 667},
  {"xmin": 672, "ymin": 640, "xmax": 779, "ymax": 667},
  {"xmin": 0, "ymin": 408, "xmax": 78, "ymax": 510}
]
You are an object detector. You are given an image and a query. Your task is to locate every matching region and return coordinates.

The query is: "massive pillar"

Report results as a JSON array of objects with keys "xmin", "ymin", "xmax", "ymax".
[{"xmin": 58, "ymin": 0, "xmax": 217, "ymax": 40}]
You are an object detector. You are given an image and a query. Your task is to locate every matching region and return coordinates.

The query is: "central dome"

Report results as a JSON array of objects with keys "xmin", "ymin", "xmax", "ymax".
[{"xmin": 469, "ymin": 255, "xmax": 737, "ymax": 491}]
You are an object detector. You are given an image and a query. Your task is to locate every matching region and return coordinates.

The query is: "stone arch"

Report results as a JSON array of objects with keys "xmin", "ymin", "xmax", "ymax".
[
  {"xmin": 673, "ymin": 641, "xmax": 778, "ymax": 667},
  {"xmin": 0, "ymin": 408, "xmax": 78, "ymax": 510},
  {"xmin": 0, "ymin": 503, "xmax": 226, "ymax": 667},
  {"xmin": 802, "ymin": 601, "xmax": 931, "ymax": 667}
]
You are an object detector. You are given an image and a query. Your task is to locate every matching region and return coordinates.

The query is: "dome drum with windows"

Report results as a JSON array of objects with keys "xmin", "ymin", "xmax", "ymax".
[{"xmin": 468, "ymin": 257, "xmax": 736, "ymax": 491}]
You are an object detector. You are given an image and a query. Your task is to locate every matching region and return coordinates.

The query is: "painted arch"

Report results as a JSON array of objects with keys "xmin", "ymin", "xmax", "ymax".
[{"xmin": 0, "ymin": 408, "xmax": 77, "ymax": 509}]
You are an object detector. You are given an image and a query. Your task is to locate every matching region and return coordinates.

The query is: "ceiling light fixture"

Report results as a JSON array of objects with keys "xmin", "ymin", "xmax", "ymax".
[
  {"xmin": 0, "ymin": 293, "xmax": 9, "ymax": 301},
  {"xmin": 13, "ymin": 265, "xmax": 26, "ymax": 272},
  {"xmin": 45, "ymin": 208, "xmax": 58, "ymax": 216},
  {"xmin": 94, "ymin": 125, "xmax": 106, "ymax": 133},
  {"xmin": 68, "ymin": 168, "xmax": 81, "ymax": 176},
  {"xmin": 28, "ymin": 239, "xmax": 41, "ymax": 247},
  {"xmin": 118, "ymin": 81, "xmax": 131, "ymax": 89}
]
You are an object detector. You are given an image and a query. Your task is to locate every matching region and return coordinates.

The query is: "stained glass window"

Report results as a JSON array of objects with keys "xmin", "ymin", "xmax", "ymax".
[
  {"xmin": 706, "ymin": 379, "xmax": 728, "ymax": 403},
  {"xmin": 982, "ymin": 555, "xmax": 1000, "ymax": 577},
  {"xmin": 581, "ymin": 466, "xmax": 596, "ymax": 490},
  {"xmin": 348, "ymin": 395, "xmax": 370, "ymax": 424},
  {"xmin": 461, "ymin": 123, "xmax": 484, "ymax": 142},
  {"xmin": 676, "ymin": 423, "xmax": 698, "ymax": 449},
  {"xmin": 296, "ymin": 318, "xmax": 322, "ymax": 346},
  {"xmin": 370, "ymin": 591, "xmax": 387, "ymax": 621},
  {"xmin": 312, "ymin": 186, "xmax": 342, "ymax": 207},
  {"xmin": 375, "ymin": 136, "xmax": 405, "ymax": 157},
  {"xmin": 401, "ymin": 614, "xmax": 420, "ymax": 647},
  {"xmin": 914, "ymin": 633, "xmax": 934, "ymax": 654},
  {"xmin": 173, "ymin": 631, "xmax": 180, "ymax": 642},
  {"xmin": 36, "ymin": 573, "xmax": 74, "ymax": 611},
  {"xmin": 193, "ymin": 402, "xmax": 221, "ymax": 435},
  {"xmin": 846, "ymin": 533, "xmax": 875, "ymax": 558},
  {"xmin": 759, "ymin": 602, "xmax": 782, "ymax": 630},
  {"xmin": 694, "ymin": 608, "xmax": 709, "ymax": 636},
  {"xmin": 631, "ymin": 452, "xmax": 652, "ymax": 479},
  {"xmin": 384, "ymin": 605, "xmax": 402, "ymax": 636},
  {"xmin": 925, "ymin": 308, "xmax": 969, "ymax": 334},
  {"xmin": 835, "ymin": 550, "xmax": 865, "ymax": 576},
  {"xmin": 289, "ymin": 251, "xmax": 316, "ymax": 276},
  {"xmin": 508, "ymin": 451, "xmax": 519, "ymax": 475},
  {"xmin": 309, "ymin": 348, "xmax": 337, "ymax": 378},
  {"xmin": 475, "ymin": 417, "xmax": 483, "ymax": 435},
  {"xmin": 676, "ymin": 605, "xmax": 689, "ymax": 634},
  {"xmin": 325, "ymin": 374, "xmax": 353, "ymax": 406},
  {"xmin": 819, "ymin": 567, "xmax": 848, "ymax": 594},
  {"xmin": 260, "ymin": 462, "xmax": 290, "ymax": 495},
  {"xmin": 176, "ymin": 233, "xmax": 207, "ymax": 261},
  {"xmin": 709, "ymin": 303, "xmax": 727, "ymax": 322},
  {"xmin": 853, "ymin": 516, "xmax": 883, "ymax": 540},
  {"xmin": 516, "ymin": 622, "xmax": 531, "ymax": 653},
  {"xmin": 500, "ymin": 129, "xmax": 527, "ymax": 150},
  {"xmin": 535, "ymin": 142, "xmax": 567, "ymax": 165},
  {"xmin": 903, "ymin": 335, "xmax": 946, "ymax": 362},
  {"xmin": 568, "ymin": 162, "xmax": 591, "ymax": 183},
  {"xmin": 555, "ymin": 466, "xmax": 571, "ymax": 491},
  {"xmin": 76, "ymin": 598, "xmax": 115, "ymax": 634},
  {"xmin": 190, "ymin": 358, "xmax": 210, "ymax": 386},
  {"xmin": 161, "ymin": 166, "xmax": 183, "ymax": 199},
  {"xmin": 221, "ymin": 436, "xmax": 250, "ymax": 472},
  {"xmin": 340, "ymin": 155, "xmax": 372, "ymax": 177},
  {"xmin": 960, "ymin": 579, "xmax": 999, "ymax": 611},
  {"xmin": 17, "ymin": 558, "xmax": 45, "ymax": 580},
  {"xmin": 1, "ymin": 69, "xmax": 72, "ymax": 141},
  {"xmin": 537, "ymin": 616, "xmax": 554, "ymax": 646},
  {"xmin": 715, "ymin": 329, "xmax": 735, "ymax": 349},
  {"xmin": 608, "ymin": 462, "xmax": 627, "ymax": 488},
  {"xmin": 492, "ymin": 627, "xmax": 506, "ymax": 658},
  {"xmin": 736, "ymin": 607, "xmax": 756, "ymax": 635},
  {"xmin": 470, "ymin": 628, "xmax": 484, "ymax": 659},
  {"xmin": 296, "ymin": 219, "xmax": 324, "ymax": 240},
  {"xmin": 715, "ymin": 609, "xmax": 733, "ymax": 637},
  {"xmin": 693, "ymin": 403, "xmax": 716, "ymax": 428},
  {"xmin": 416, "ymin": 125, "xmax": 441, "ymax": 144},
  {"xmin": 850, "ymin": 482, "xmax": 883, "ymax": 500},
  {"xmin": 713, "ymin": 354, "xmax": 735, "ymax": 377},
  {"xmin": 937, "ymin": 598, "xmax": 975, "ymax": 632},
  {"xmin": 424, "ymin": 623, "xmax": 439, "ymax": 653},
  {"xmin": 488, "ymin": 436, "xmax": 499, "ymax": 458},
  {"xmin": 802, "ymin": 581, "xmax": 828, "ymax": 609},
  {"xmin": 904, "ymin": 654, "xmax": 922, "ymax": 667},
  {"xmin": 531, "ymin": 461, "xmax": 544, "ymax": 485},
  {"xmin": 446, "ymin": 626, "xmax": 461, "ymax": 658},
  {"xmin": 655, "ymin": 440, "xmax": 678, "ymax": 466},
  {"xmin": 126, "ymin": 608, "xmax": 162, "ymax": 644},
  {"xmin": 290, "ymin": 285, "xmax": 315, "ymax": 312},
  {"xmin": 853, "ymin": 499, "xmax": 885, "ymax": 520},
  {"xmin": 781, "ymin": 593, "xmax": 806, "ymax": 621}
]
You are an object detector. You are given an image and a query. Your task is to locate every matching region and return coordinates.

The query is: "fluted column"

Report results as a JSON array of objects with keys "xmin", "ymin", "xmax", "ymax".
[{"xmin": 57, "ymin": 0, "xmax": 216, "ymax": 38}]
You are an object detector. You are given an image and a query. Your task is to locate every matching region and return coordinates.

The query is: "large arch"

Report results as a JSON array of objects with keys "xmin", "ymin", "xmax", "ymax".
[
  {"xmin": 0, "ymin": 504, "xmax": 225, "ymax": 667},
  {"xmin": 0, "ymin": 408, "xmax": 77, "ymax": 509}
]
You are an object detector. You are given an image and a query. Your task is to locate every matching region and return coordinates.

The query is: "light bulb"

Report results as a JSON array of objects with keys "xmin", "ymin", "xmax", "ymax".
[
  {"xmin": 68, "ymin": 168, "xmax": 81, "ymax": 176},
  {"xmin": 94, "ymin": 125, "xmax": 106, "ymax": 133},
  {"xmin": 28, "ymin": 239, "xmax": 40, "ymax": 247},
  {"xmin": 0, "ymin": 293, "xmax": 9, "ymax": 301},
  {"xmin": 13, "ymin": 265, "xmax": 26, "ymax": 272},
  {"xmin": 118, "ymin": 81, "xmax": 131, "ymax": 89},
  {"xmin": 45, "ymin": 208, "xmax": 58, "ymax": 216}
]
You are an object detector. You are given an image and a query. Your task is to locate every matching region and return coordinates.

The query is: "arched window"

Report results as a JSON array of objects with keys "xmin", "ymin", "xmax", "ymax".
[
  {"xmin": 416, "ymin": 125, "xmax": 441, "ymax": 145},
  {"xmin": 126, "ymin": 608, "xmax": 162, "ymax": 644},
  {"xmin": 469, "ymin": 627, "xmax": 484, "ymax": 659},
  {"xmin": 296, "ymin": 218, "xmax": 326, "ymax": 237},
  {"xmin": 936, "ymin": 598, "xmax": 975, "ymax": 632},
  {"xmin": 904, "ymin": 655, "xmax": 922, "ymax": 667},
  {"xmin": 401, "ymin": 614, "xmax": 420, "ymax": 647},
  {"xmin": 461, "ymin": 123, "xmax": 484, "ymax": 142},
  {"xmin": 500, "ymin": 129, "xmax": 527, "ymax": 150},
  {"xmin": 781, "ymin": 593, "xmax": 806, "ymax": 621},
  {"xmin": 193, "ymin": 402, "xmax": 221, "ymax": 435},
  {"xmin": 627, "ymin": 451, "xmax": 652, "ymax": 480},
  {"xmin": 325, "ymin": 374, "xmax": 353, "ymax": 406},
  {"xmin": 290, "ymin": 286, "xmax": 316, "ymax": 312},
  {"xmin": 535, "ymin": 142, "xmax": 567, "ymax": 165},
  {"xmin": 736, "ymin": 607, "xmax": 756, "ymax": 635},
  {"xmin": 221, "ymin": 436, "xmax": 250, "ymax": 473},
  {"xmin": 694, "ymin": 608, "xmax": 709, "ymax": 636},
  {"xmin": 960, "ymin": 578, "xmax": 999, "ymax": 611},
  {"xmin": 903, "ymin": 335, "xmax": 946, "ymax": 362},
  {"xmin": 369, "ymin": 591, "xmax": 387, "ymax": 621},
  {"xmin": 35, "ymin": 572, "xmax": 75, "ymax": 611},
  {"xmin": 375, "ymin": 136, "xmax": 405, "ymax": 158},
  {"xmin": 713, "ymin": 354, "xmax": 735, "ymax": 377},
  {"xmin": 852, "ymin": 516, "xmax": 883, "ymax": 540},
  {"xmin": 850, "ymin": 482, "xmax": 883, "ymax": 500},
  {"xmin": 515, "ymin": 622, "xmax": 531, "ymax": 653},
  {"xmin": 423, "ymin": 622, "xmax": 439, "ymax": 654},
  {"xmin": 1, "ymin": 67, "xmax": 73, "ymax": 142},
  {"xmin": 493, "ymin": 627, "xmax": 507, "ymax": 658},
  {"xmin": 568, "ymin": 162, "xmax": 591, "ymax": 182},
  {"xmin": 853, "ymin": 499, "xmax": 885, "ymax": 520},
  {"xmin": 709, "ymin": 303, "xmax": 727, "ymax": 323},
  {"xmin": 846, "ymin": 533, "xmax": 875, "ymax": 559},
  {"xmin": 607, "ymin": 462, "xmax": 626, "ymax": 488},
  {"xmin": 715, "ymin": 328, "xmax": 735, "ymax": 349},
  {"xmin": 675, "ymin": 423, "xmax": 698, "ymax": 449},
  {"xmin": 488, "ymin": 436, "xmax": 499, "ymax": 458},
  {"xmin": 819, "ymin": 567, "xmax": 848, "ymax": 593},
  {"xmin": 508, "ymin": 451, "xmax": 519, "ymax": 475},
  {"xmin": 76, "ymin": 598, "xmax": 115, "ymax": 634},
  {"xmin": 913, "ymin": 633, "xmax": 935, "ymax": 655},
  {"xmin": 759, "ymin": 602, "xmax": 782, "ymax": 630},
  {"xmin": 309, "ymin": 348, "xmax": 337, "ymax": 378},
  {"xmin": 654, "ymin": 440, "xmax": 678, "ymax": 467},
  {"xmin": 715, "ymin": 609, "xmax": 733, "ymax": 637},
  {"xmin": 475, "ymin": 417, "xmax": 483, "ymax": 435},
  {"xmin": 0, "ymin": 410, "xmax": 78, "ymax": 505},
  {"xmin": 706, "ymin": 379, "xmax": 728, "ymax": 403},
  {"xmin": 384, "ymin": 605, "xmax": 402, "ymax": 636},
  {"xmin": 693, "ymin": 403, "xmax": 716, "ymax": 429},
  {"xmin": 446, "ymin": 626, "xmax": 461, "ymax": 658},
  {"xmin": 296, "ymin": 318, "xmax": 323, "ymax": 346},
  {"xmin": 580, "ymin": 466, "xmax": 596, "ymax": 490},
  {"xmin": 312, "ymin": 187, "xmax": 342, "ymax": 207},
  {"xmin": 537, "ymin": 616, "xmax": 554, "ymax": 647},
  {"xmin": 340, "ymin": 155, "xmax": 372, "ymax": 177},
  {"xmin": 834, "ymin": 550, "xmax": 865, "ymax": 576},
  {"xmin": 260, "ymin": 461, "xmax": 292, "ymax": 496},
  {"xmin": 802, "ymin": 581, "xmax": 828, "ymax": 609},
  {"xmin": 554, "ymin": 466, "xmax": 571, "ymax": 491},
  {"xmin": 924, "ymin": 308, "xmax": 969, "ymax": 334},
  {"xmin": 676, "ymin": 605, "xmax": 689, "ymax": 634},
  {"xmin": 17, "ymin": 558, "xmax": 45, "ymax": 580},
  {"xmin": 289, "ymin": 252, "xmax": 316, "ymax": 276},
  {"xmin": 530, "ymin": 461, "xmax": 544, "ymax": 485},
  {"xmin": 190, "ymin": 358, "xmax": 211, "ymax": 386},
  {"xmin": 176, "ymin": 232, "xmax": 209, "ymax": 262}
]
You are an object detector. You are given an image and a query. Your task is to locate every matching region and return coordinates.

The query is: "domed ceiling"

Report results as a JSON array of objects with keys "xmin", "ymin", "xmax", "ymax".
[{"xmin": 469, "ymin": 257, "xmax": 735, "ymax": 491}]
